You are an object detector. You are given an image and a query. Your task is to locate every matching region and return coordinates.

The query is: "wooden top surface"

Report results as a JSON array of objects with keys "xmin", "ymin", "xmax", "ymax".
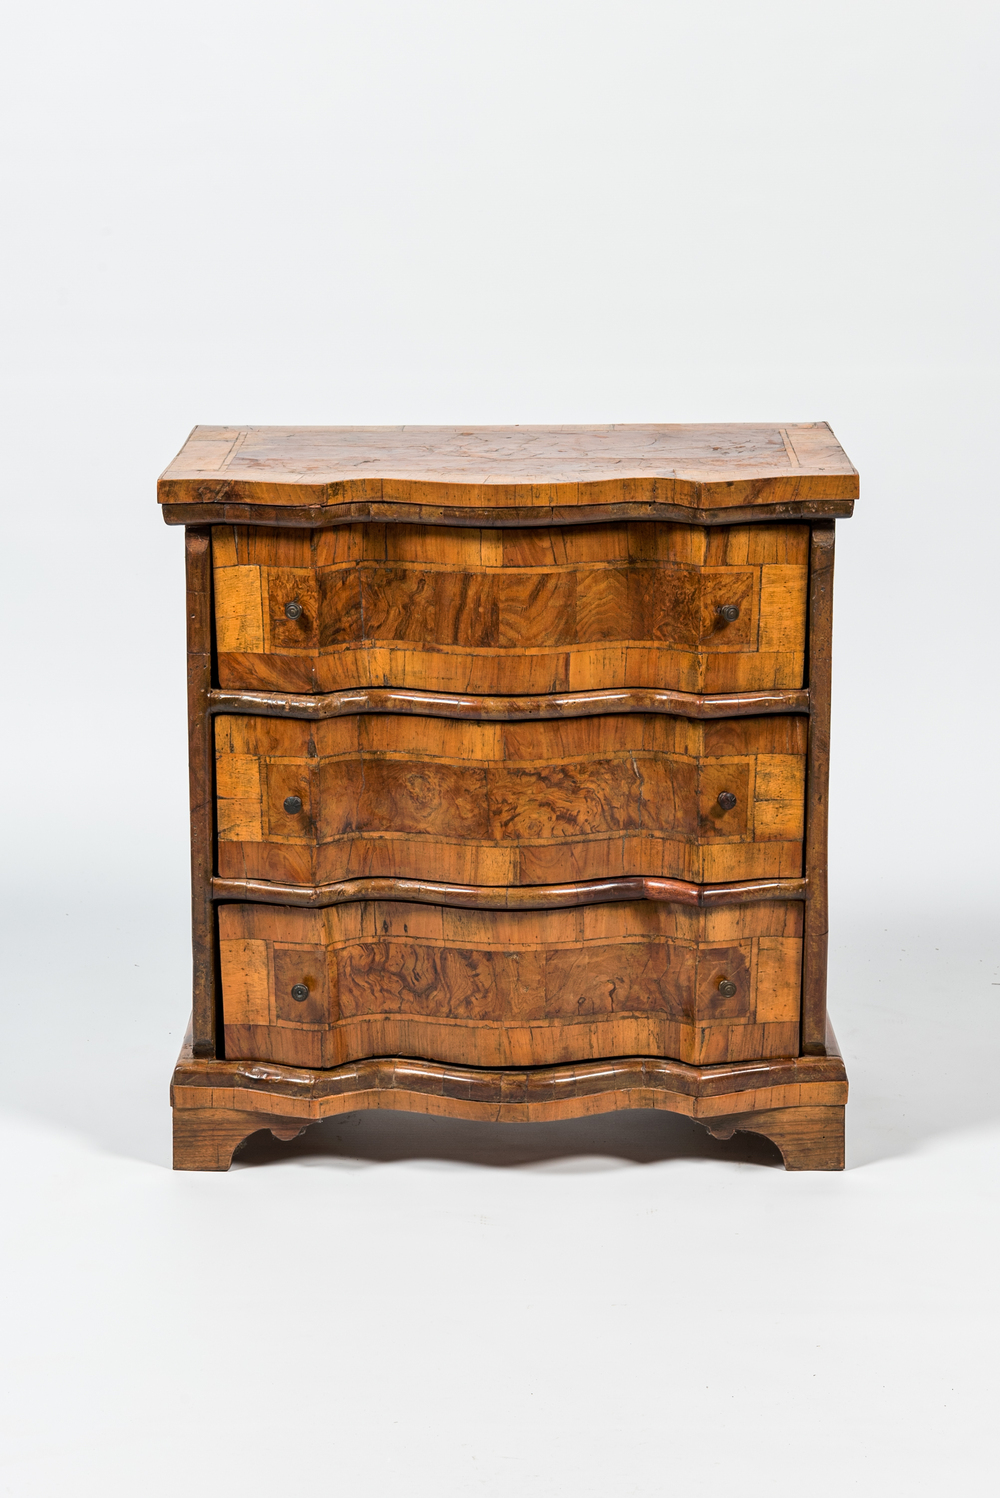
[{"xmin": 158, "ymin": 423, "xmax": 857, "ymax": 524}]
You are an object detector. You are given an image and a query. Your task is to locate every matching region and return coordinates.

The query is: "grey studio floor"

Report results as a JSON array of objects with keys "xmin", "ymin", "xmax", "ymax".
[{"xmin": 1, "ymin": 886, "xmax": 997, "ymax": 1496}]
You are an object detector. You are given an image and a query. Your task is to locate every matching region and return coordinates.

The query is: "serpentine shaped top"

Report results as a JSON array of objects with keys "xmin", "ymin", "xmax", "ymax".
[{"xmin": 158, "ymin": 422, "xmax": 858, "ymax": 520}]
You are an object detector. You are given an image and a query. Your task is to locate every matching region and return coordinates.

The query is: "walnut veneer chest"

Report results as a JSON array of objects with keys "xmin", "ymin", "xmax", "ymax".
[{"xmin": 159, "ymin": 423, "xmax": 857, "ymax": 1170}]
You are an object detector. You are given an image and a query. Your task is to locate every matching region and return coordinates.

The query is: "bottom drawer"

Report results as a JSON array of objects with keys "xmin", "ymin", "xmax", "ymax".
[{"xmin": 219, "ymin": 899, "xmax": 802, "ymax": 1069}]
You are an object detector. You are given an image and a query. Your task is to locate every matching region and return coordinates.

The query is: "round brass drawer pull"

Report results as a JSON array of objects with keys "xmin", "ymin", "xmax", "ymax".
[
  {"xmin": 283, "ymin": 795, "xmax": 303, "ymax": 814},
  {"xmin": 285, "ymin": 600, "xmax": 304, "ymax": 620},
  {"xmin": 717, "ymin": 791, "xmax": 737, "ymax": 811},
  {"xmin": 718, "ymin": 979, "xmax": 737, "ymax": 998},
  {"xmin": 291, "ymin": 984, "xmax": 310, "ymax": 1002},
  {"xmin": 717, "ymin": 604, "xmax": 740, "ymax": 623}
]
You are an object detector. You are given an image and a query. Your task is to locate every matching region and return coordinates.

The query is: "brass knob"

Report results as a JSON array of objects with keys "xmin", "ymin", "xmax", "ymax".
[
  {"xmin": 285, "ymin": 600, "xmax": 303, "ymax": 620},
  {"xmin": 718, "ymin": 979, "xmax": 737, "ymax": 998},
  {"xmin": 717, "ymin": 604, "xmax": 740, "ymax": 623},
  {"xmin": 283, "ymin": 795, "xmax": 303, "ymax": 814},
  {"xmin": 291, "ymin": 984, "xmax": 310, "ymax": 1002},
  {"xmin": 717, "ymin": 791, "xmax": 737, "ymax": 811}
]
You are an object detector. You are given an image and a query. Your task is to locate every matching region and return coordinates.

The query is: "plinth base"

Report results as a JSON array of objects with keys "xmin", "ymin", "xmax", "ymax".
[{"xmin": 171, "ymin": 1031, "xmax": 847, "ymax": 1172}]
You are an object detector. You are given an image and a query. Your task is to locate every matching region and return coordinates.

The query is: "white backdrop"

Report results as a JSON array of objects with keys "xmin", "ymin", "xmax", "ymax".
[{"xmin": 1, "ymin": 4, "xmax": 998, "ymax": 1495}]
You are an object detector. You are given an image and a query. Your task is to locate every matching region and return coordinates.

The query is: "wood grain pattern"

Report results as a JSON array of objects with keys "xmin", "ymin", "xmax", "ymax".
[
  {"xmin": 217, "ymin": 899, "xmax": 803, "ymax": 1070},
  {"xmin": 702, "ymin": 1106, "xmax": 844, "ymax": 1169},
  {"xmin": 172, "ymin": 1107, "xmax": 308, "ymax": 1169},
  {"xmin": 211, "ymin": 521, "xmax": 809, "ymax": 695},
  {"xmin": 158, "ymin": 424, "xmax": 858, "ymax": 525},
  {"xmin": 171, "ymin": 1032, "xmax": 847, "ymax": 1170},
  {"xmin": 215, "ymin": 712, "xmax": 807, "ymax": 887},
  {"xmin": 213, "ymin": 873, "xmax": 807, "ymax": 910}
]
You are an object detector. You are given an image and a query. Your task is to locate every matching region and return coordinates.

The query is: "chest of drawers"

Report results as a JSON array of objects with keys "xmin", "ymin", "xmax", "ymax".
[{"xmin": 160, "ymin": 423, "xmax": 856, "ymax": 1170}]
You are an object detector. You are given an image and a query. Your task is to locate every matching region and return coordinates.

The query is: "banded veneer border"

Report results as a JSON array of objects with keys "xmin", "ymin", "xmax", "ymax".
[
  {"xmin": 211, "ymin": 874, "xmax": 808, "ymax": 912},
  {"xmin": 208, "ymin": 685, "xmax": 810, "ymax": 722}
]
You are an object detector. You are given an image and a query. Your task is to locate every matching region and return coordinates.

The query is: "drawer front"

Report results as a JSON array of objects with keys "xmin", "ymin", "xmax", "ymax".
[
  {"xmin": 211, "ymin": 522, "xmax": 808, "ymax": 695},
  {"xmin": 216, "ymin": 713, "xmax": 806, "ymax": 887},
  {"xmin": 219, "ymin": 899, "xmax": 802, "ymax": 1069}
]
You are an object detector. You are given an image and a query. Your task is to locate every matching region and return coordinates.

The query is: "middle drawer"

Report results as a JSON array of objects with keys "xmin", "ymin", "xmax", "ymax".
[{"xmin": 216, "ymin": 713, "xmax": 806, "ymax": 887}]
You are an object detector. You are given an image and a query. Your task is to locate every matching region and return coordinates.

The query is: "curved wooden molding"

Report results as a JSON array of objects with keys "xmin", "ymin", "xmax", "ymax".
[
  {"xmin": 171, "ymin": 1041, "xmax": 847, "ymax": 1171},
  {"xmin": 212, "ymin": 873, "xmax": 807, "ymax": 911},
  {"xmin": 163, "ymin": 497, "xmax": 855, "ymax": 529},
  {"xmin": 209, "ymin": 685, "xmax": 810, "ymax": 722}
]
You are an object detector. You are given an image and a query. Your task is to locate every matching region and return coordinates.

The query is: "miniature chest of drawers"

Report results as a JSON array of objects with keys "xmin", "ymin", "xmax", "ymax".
[{"xmin": 159, "ymin": 423, "xmax": 857, "ymax": 1170}]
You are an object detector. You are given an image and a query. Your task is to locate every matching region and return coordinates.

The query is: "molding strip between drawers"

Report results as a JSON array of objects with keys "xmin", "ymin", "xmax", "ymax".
[
  {"xmin": 172, "ymin": 1044, "xmax": 847, "ymax": 1108},
  {"xmin": 211, "ymin": 874, "xmax": 808, "ymax": 911},
  {"xmin": 208, "ymin": 686, "xmax": 810, "ymax": 721}
]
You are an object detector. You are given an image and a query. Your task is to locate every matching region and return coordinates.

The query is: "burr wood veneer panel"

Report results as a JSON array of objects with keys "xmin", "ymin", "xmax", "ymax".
[
  {"xmin": 211, "ymin": 522, "xmax": 808, "ymax": 694},
  {"xmin": 219, "ymin": 898, "xmax": 803, "ymax": 1069},
  {"xmin": 215, "ymin": 712, "xmax": 806, "ymax": 887}
]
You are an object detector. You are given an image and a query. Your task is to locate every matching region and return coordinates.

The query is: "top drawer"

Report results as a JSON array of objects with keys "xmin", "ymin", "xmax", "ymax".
[{"xmin": 212, "ymin": 521, "xmax": 808, "ymax": 696}]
